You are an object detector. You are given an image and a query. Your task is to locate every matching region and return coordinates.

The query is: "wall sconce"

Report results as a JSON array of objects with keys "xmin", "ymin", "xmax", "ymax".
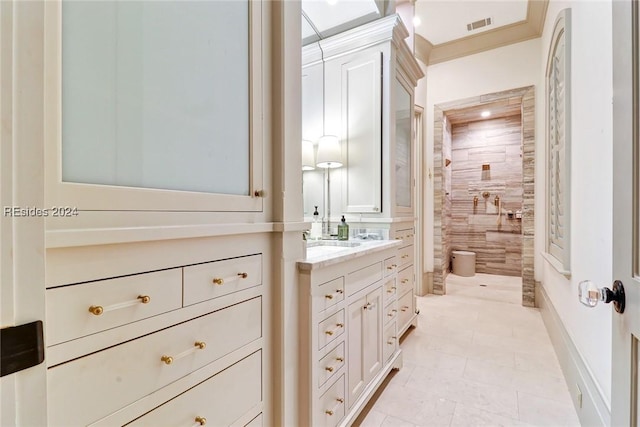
[
  {"xmin": 302, "ymin": 139, "xmax": 315, "ymax": 171},
  {"xmin": 316, "ymin": 135, "xmax": 342, "ymax": 236}
]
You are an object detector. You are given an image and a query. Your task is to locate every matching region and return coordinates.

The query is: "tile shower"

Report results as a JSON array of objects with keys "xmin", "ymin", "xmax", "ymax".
[{"xmin": 448, "ymin": 114, "xmax": 523, "ymax": 276}]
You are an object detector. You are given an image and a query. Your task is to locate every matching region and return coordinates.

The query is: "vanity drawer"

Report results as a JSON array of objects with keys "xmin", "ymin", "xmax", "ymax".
[
  {"xmin": 315, "ymin": 375, "xmax": 346, "ymax": 427},
  {"xmin": 383, "ymin": 321, "xmax": 397, "ymax": 363},
  {"xmin": 346, "ymin": 262, "xmax": 382, "ymax": 296},
  {"xmin": 318, "ymin": 310, "xmax": 345, "ymax": 350},
  {"xmin": 398, "ymin": 291, "xmax": 414, "ymax": 331},
  {"xmin": 318, "ymin": 342, "xmax": 345, "ymax": 388},
  {"xmin": 48, "ymin": 297, "xmax": 262, "ymax": 426},
  {"xmin": 316, "ymin": 277, "xmax": 345, "ymax": 312},
  {"xmin": 394, "ymin": 228, "xmax": 414, "ymax": 248},
  {"xmin": 183, "ymin": 254, "xmax": 262, "ymax": 306},
  {"xmin": 382, "ymin": 278, "xmax": 397, "ymax": 304},
  {"xmin": 398, "ymin": 266, "xmax": 413, "ymax": 295},
  {"xmin": 383, "ymin": 256, "xmax": 398, "ymax": 277},
  {"xmin": 384, "ymin": 300, "xmax": 398, "ymax": 326},
  {"xmin": 398, "ymin": 245, "xmax": 414, "ymax": 268},
  {"xmin": 47, "ymin": 268, "xmax": 182, "ymax": 345},
  {"xmin": 127, "ymin": 350, "xmax": 262, "ymax": 427}
]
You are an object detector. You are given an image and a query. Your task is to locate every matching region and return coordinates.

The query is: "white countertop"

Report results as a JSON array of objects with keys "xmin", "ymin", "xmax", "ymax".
[{"xmin": 297, "ymin": 239, "xmax": 401, "ymax": 271}]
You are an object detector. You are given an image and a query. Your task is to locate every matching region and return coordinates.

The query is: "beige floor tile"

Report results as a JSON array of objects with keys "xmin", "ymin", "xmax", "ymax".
[
  {"xmin": 359, "ymin": 410, "xmax": 388, "ymax": 427},
  {"xmin": 450, "ymin": 403, "xmax": 535, "ymax": 426},
  {"xmin": 517, "ymin": 391, "xmax": 581, "ymax": 426},
  {"xmin": 359, "ymin": 273, "xmax": 579, "ymax": 427}
]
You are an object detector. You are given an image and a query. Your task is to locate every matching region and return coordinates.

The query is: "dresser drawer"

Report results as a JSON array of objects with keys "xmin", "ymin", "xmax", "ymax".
[
  {"xmin": 183, "ymin": 254, "xmax": 262, "ymax": 306},
  {"xmin": 315, "ymin": 375, "xmax": 346, "ymax": 427},
  {"xmin": 384, "ymin": 300, "xmax": 398, "ymax": 326},
  {"xmin": 398, "ymin": 290, "xmax": 414, "ymax": 330},
  {"xmin": 383, "ymin": 321, "xmax": 397, "ymax": 363},
  {"xmin": 48, "ymin": 297, "xmax": 262, "ymax": 426},
  {"xmin": 316, "ymin": 277, "xmax": 345, "ymax": 312},
  {"xmin": 128, "ymin": 350, "xmax": 262, "ymax": 427},
  {"xmin": 382, "ymin": 278, "xmax": 397, "ymax": 305},
  {"xmin": 383, "ymin": 256, "xmax": 398, "ymax": 277},
  {"xmin": 318, "ymin": 310, "xmax": 345, "ymax": 350},
  {"xmin": 398, "ymin": 245, "xmax": 414, "ymax": 268},
  {"xmin": 398, "ymin": 266, "xmax": 413, "ymax": 296},
  {"xmin": 318, "ymin": 342, "xmax": 345, "ymax": 388},
  {"xmin": 47, "ymin": 269, "xmax": 182, "ymax": 346}
]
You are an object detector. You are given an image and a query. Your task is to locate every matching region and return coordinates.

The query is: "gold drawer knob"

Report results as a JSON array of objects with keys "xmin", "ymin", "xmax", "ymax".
[
  {"xmin": 325, "ymin": 294, "xmax": 334, "ymax": 300},
  {"xmin": 387, "ymin": 309, "xmax": 397, "ymax": 317},
  {"xmin": 194, "ymin": 416, "xmax": 207, "ymax": 426},
  {"xmin": 386, "ymin": 264, "xmax": 398, "ymax": 270},
  {"xmin": 401, "ymin": 305, "xmax": 409, "ymax": 312},
  {"xmin": 402, "ymin": 254, "xmax": 409, "ymax": 259},
  {"xmin": 336, "ymin": 289, "xmax": 344, "ymax": 294},
  {"xmin": 161, "ymin": 341, "xmax": 207, "ymax": 365},
  {"xmin": 401, "ymin": 279, "xmax": 409, "ymax": 284},
  {"xmin": 88, "ymin": 295, "xmax": 151, "ymax": 316},
  {"xmin": 336, "ymin": 357, "xmax": 344, "ymax": 362},
  {"xmin": 325, "ymin": 366, "xmax": 334, "ymax": 373},
  {"xmin": 325, "ymin": 398, "xmax": 345, "ymax": 416}
]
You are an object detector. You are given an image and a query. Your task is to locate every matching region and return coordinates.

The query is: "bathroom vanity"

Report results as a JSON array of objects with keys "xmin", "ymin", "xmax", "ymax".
[{"xmin": 297, "ymin": 239, "xmax": 402, "ymax": 426}]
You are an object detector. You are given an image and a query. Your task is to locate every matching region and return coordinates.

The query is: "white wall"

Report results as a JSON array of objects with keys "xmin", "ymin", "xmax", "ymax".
[
  {"xmin": 539, "ymin": 0, "xmax": 613, "ymax": 408},
  {"xmin": 420, "ymin": 38, "xmax": 542, "ymax": 272}
]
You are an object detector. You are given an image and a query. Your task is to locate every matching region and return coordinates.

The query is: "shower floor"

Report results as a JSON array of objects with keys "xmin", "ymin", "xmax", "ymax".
[{"xmin": 446, "ymin": 273, "xmax": 522, "ymax": 305}]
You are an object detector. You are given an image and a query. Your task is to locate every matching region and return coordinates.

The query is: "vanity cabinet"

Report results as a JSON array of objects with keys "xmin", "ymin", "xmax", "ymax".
[
  {"xmin": 347, "ymin": 286, "xmax": 383, "ymax": 407},
  {"xmin": 298, "ymin": 241, "xmax": 401, "ymax": 427},
  {"xmin": 302, "ymin": 15, "xmax": 423, "ymax": 341}
]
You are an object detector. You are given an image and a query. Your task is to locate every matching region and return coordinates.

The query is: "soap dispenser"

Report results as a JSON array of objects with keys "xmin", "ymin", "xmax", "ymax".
[
  {"xmin": 337, "ymin": 215, "xmax": 349, "ymax": 241},
  {"xmin": 310, "ymin": 206, "xmax": 322, "ymax": 240}
]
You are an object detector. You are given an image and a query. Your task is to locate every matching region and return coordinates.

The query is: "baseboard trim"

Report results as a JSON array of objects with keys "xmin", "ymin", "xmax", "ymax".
[{"xmin": 536, "ymin": 282, "xmax": 611, "ymax": 426}]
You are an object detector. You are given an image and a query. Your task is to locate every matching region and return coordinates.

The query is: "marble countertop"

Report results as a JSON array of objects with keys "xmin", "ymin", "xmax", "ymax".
[{"xmin": 297, "ymin": 239, "xmax": 401, "ymax": 271}]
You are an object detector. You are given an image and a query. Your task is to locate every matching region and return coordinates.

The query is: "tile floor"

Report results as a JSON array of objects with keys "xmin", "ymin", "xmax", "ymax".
[{"xmin": 354, "ymin": 273, "xmax": 581, "ymax": 427}]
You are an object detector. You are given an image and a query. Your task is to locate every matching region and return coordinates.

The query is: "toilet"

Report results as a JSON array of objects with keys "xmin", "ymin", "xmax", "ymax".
[{"xmin": 451, "ymin": 250, "xmax": 476, "ymax": 277}]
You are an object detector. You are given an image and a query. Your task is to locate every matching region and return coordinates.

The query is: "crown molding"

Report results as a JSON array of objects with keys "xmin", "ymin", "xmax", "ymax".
[
  {"xmin": 416, "ymin": 0, "xmax": 549, "ymax": 65},
  {"xmin": 302, "ymin": 14, "xmax": 408, "ymax": 65}
]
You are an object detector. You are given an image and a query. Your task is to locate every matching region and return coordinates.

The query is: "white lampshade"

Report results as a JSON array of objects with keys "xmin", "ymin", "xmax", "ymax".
[
  {"xmin": 302, "ymin": 139, "xmax": 315, "ymax": 171},
  {"xmin": 316, "ymin": 135, "xmax": 342, "ymax": 168}
]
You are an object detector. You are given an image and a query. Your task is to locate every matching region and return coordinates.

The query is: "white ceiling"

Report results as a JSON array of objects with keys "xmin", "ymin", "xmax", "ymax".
[{"xmin": 414, "ymin": 0, "xmax": 528, "ymax": 45}]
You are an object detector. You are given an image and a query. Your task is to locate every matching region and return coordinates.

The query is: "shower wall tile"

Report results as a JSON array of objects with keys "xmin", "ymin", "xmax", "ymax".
[{"xmin": 449, "ymin": 115, "xmax": 523, "ymax": 277}]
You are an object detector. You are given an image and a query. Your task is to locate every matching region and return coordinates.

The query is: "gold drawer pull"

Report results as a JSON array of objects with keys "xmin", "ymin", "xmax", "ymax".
[
  {"xmin": 325, "ymin": 398, "xmax": 345, "ymax": 416},
  {"xmin": 387, "ymin": 309, "xmax": 397, "ymax": 317},
  {"xmin": 161, "ymin": 341, "xmax": 206, "ymax": 365},
  {"xmin": 325, "ymin": 323, "xmax": 344, "ymax": 336},
  {"xmin": 395, "ymin": 237, "xmax": 403, "ymax": 240},
  {"xmin": 89, "ymin": 295, "xmax": 151, "ymax": 316},
  {"xmin": 336, "ymin": 289, "xmax": 344, "ymax": 294},
  {"xmin": 324, "ymin": 356, "xmax": 344, "ymax": 373},
  {"xmin": 401, "ymin": 305, "xmax": 410, "ymax": 312},
  {"xmin": 193, "ymin": 416, "xmax": 207, "ymax": 426},
  {"xmin": 212, "ymin": 272, "xmax": 248, "ymax": 286},
  {"xmin": 387, "ymin": 336, "xmax": 397, "ymax": 345},
  {"xmin": 405, "ymin": 234, "xmax": 412, "ymax": 238},
  {"xmin": 402, "ymin": 254, "xmax": 410, "ymax": 259},
  {"xmin": 386, "ymin": 264, "xmax": 398, "ymax": 270},
  {"xmin": 386, "ymin": 286, "xmax": 397, "ymax": 293},
  {"xmin": 325, "ymin": 294, "xmax": 334, "ymax": 300},
  {"xmin": 401, "ymin": 279, "xmax": 409, "ymax": 284}
]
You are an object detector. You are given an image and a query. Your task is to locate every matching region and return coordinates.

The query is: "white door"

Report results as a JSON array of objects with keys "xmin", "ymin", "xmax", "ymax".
[
  {"xmin": 0, "ymin": 1, "xmax": 48, "ymax": 425},
  {"xmin": 363, "ymin": 288, "xmax": 383, "ymax": 384},
  {"xmin": 611, "ymin": 0, "xmax": 640, "ymax": 424},
  {"xmin": 347, "ymin": 294, "xmax": 366, "ymax": 407}
]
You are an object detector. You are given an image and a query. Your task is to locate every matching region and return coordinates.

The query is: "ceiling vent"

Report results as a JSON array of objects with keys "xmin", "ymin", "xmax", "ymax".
[{"xmin": 467, "ymin": 17, "xmax": 493, "ymax": 32}]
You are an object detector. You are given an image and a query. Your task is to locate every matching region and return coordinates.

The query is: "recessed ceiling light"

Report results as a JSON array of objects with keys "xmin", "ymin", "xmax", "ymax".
[
  {"xmin": 413, "ymin": 16, "xmax": 422, "ymax": 27},
  {"xmin": 481, "ymin": 111, "xmax": 491, "ymax": 118}
]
